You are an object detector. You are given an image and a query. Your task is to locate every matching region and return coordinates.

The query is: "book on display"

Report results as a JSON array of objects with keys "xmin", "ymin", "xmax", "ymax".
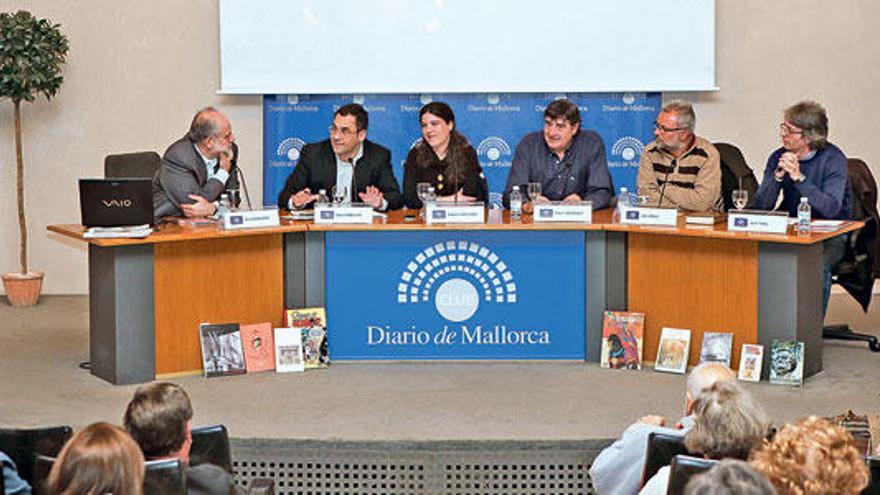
[
  {"xmin": 273, "ymin": 327, "xmax": 305, "ymax": 373},
  {"xmin": 737, "ymin": 344, "xmax": 764, "ymax": 382},
  {"xmin": 654, "ymin": 327, "xmax": 691, "ymax": 374},
  {"xmin": 699, "ymin": 332, "xmax": 733, "ymax": 366},
  {"xmin": 769, "ymin": 340, "xmax": 804, "ymax": 387},
  {"xmin": 286, "ymin": 307, "xmax": 330, "ymax": 368},
  {"xmin": 600, "ymin": 311, "xmax": 645, "ymax": 370},
  {"xmin": 240, "ymin": 322, "xmax": 275, "ymax": 373},
  {"xmin": 198, "ymin": 323, "xmax": 246, "ymax": 378}
]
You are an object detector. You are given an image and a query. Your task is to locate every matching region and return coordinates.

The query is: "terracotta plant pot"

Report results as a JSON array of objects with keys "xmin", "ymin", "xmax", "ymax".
[{"xmin": 2, "ymin": 271, "xmax": 44, "ymax": 306}]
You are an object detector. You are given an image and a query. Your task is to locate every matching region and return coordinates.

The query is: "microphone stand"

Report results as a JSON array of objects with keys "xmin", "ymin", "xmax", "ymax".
[
  {"xmin": 235, "ymin": 166, "xmax": 252, "ymax": 209},
  {"xmin": 657, "ymin": 169, "xmax": 672, "ymax": 207}
]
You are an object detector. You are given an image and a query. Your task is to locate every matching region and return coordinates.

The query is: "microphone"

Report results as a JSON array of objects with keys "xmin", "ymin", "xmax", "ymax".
[
  {"xmin": 235, "ymin": 166, "xmax": 252, "ymax": 209},
  {"xmin": 657, "ymin": 169, "xmax": 672, "ymax": 208}
]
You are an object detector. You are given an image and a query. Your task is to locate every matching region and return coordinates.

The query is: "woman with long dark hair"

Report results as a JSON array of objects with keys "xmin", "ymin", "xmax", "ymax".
[{"xmin": 402, "ymin": 102, "xmax": 488, "ymax": 208}]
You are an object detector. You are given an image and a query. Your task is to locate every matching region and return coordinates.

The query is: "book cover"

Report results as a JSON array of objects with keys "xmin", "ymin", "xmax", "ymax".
[
  {"xmin": 737, "ymin": 344, "xmax": 764, "ymax": 382},
  {"xmin": 655, "ymin": 327, "xmax": 691, "ymax": 374},
  {"xmin": 273, "ymin": 327, "xmax": 305, "ymax": 373},
  {"xmin": 699, "ymin": 332, "xmax": 733, "ymax": 366},
  {"xmin": 240, "ymin": 322, "xmax": 275, "ymax": 373},
  {"xmin": 199, "ymin": 323, "xmax": 246, "ymax": 378},
  {"xmin": 600, "ymin": 311, "xmax": 645, "ymax": 370},
  {"xmin": 286, "ymin": 307, "xmax": 330, "ymax": 368},
  {"xmin": 769, "ymin": 340, "xmax": 804, "ymax": 387}
]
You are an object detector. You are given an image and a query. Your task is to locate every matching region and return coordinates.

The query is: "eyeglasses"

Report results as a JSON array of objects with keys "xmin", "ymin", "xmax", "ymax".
[
  {"xmin": 544, "ymin": 119, "xmax": 573, "ymax": 131},
  {"xmin": 653, "ymin": 121, "xmax": 686, "ymax": 133},
  {"xmin": 779, "ymin": 123, "xmax": 804, "ymax": 136},
  {"xmin": 329, "ymin": 125, "xmax": 358, "ymax": 137}
]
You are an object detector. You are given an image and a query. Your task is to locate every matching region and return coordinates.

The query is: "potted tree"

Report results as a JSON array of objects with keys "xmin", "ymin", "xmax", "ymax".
[{"xmin": 0, "ymin": 10, "xmax": 69, "ymax": 306}]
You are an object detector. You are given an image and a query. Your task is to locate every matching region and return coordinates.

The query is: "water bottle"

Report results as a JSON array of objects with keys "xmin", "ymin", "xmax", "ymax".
[
  {"xmin": 510, "ymin": 186, "xmax": 523, "ymax": 219},
  {"xmin": 316, "ymin": 189, "xmax": 329, "ymax": 208},
  {"xmin": 618, "ymin": 187, "xmax": 631, "ymax": 209},
  {"xmin": 217, "ymin": 193, "xmax": 230, "ymax": 218},
  {"xmin": 797, "ymin": 197, "xmax": 811, "ymax": 236}
]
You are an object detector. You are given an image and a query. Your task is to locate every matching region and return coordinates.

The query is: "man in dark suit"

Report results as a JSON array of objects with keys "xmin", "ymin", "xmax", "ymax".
[
  {"xmin": 277, "ymin": 103, "xmax": 403, "ymax": 211},
  {"xmin": 153, "ymin": 107, "xmax": 240, "ymax": 219},
  {"xmin": 124, "ymin": 382, "xmax": 243, "ymax": 495}
]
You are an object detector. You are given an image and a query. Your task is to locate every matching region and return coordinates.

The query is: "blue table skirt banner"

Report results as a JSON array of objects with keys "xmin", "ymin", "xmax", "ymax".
[{"xmin": 325, "ymin": 231, "xmax": 586, "ymax": 360}]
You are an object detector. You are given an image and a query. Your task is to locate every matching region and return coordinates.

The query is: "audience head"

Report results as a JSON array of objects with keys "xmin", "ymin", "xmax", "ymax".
[
  {"xmin": 46, "ymin": 422, "xmax": 145, "ymax": 495},
  {"xmin": 186, "ymin": 107, "xmax": 234, "ymax": 158},
  {"xmin": 684, "ymin": 381, "xmax": 770, "ymax": 460},
  {"xmin": 782, "ymin": 101, "xmax": 828, "ymax": 152},
  {"xmin": 329, "ymin": 103, "xmax": 368, "ymax": 160},
  {"xmin": 750, "ymin": 415, "xmax": 869, "ymax": 495},
  {"xmin": 123, "ymin": 382, "xmax": 194, "ymax": 463},
  {"xmin": 419, "ymin": 101, "xmax": 456, "ymax": 155},
  {"xmin": 684, "ymin": 459, "xmax": 776, "ymax": 495},
  {"xmin": 685, "ymin": 362, "xmax": 737, "ymax": 414},
  {"xmin": 542, "ymin": 99, "xmax": 581, "ymax": 155},
  {"xmin": 654, "ymin": 100, "xmax": 696, "ymax": 154}
]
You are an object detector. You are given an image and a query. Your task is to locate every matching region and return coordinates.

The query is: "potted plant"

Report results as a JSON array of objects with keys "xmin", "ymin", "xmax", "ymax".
[{"xmin": 0, "ymin": 10, "xmax": 69, "ymax": 306}]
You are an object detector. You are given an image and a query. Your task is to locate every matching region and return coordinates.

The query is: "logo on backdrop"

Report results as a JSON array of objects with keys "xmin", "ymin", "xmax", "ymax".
[
  {"xmin": 476, "ymin": 137, "xmax": 512, "ymax": 169},
  {"xmin": 603, "ymin": 93, "xmax": 655, "ymax": 113},
  {"xmin": 276, "ymin": 137, "xmax": 306, "ymax": 164},
  {"xmin": 608, "ymin": 136, "xmax": 646, "ymax": 168},
  {"xmin": 397, "ymin": 240, "xmax": 517, "ymax": 322}
]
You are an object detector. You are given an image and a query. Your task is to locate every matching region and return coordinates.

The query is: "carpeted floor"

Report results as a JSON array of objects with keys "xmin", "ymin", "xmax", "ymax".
[{"xmin": 1, "ymin": 294, "xmax": 878, "ymax": 441}]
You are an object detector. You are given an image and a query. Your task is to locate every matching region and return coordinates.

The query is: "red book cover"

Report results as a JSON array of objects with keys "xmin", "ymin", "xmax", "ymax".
[{"xmin": 240, "ymin": 322, "xmax": 275, "ymax": 373}]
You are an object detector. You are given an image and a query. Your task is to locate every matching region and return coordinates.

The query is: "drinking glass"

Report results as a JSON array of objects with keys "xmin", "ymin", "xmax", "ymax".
[
  {"xmin": 226, "ymin": 188, "xmax": 241, "ymax": 210},
  {"xmin": 732, "ymin": 189, "xmax": 748, "ymax": 211},
  {"xmin": 417, "ymin": 182, "xmax": 431, "ymax": 219},
  {"xmin": 332, "ymin": 185, "xmax": 348, "ymax": 205},
  {"xmin": 527, "ymin": 182, "xmax": 542, "ymax": 203}
]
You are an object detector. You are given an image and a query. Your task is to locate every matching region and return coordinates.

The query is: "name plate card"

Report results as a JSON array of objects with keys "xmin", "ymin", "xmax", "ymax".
[
  {"xmin": 426, "ymin": 202, "xmax": 485, "ymax": 224},
  {"xmin": 727, "ymin": 210, "xmax": 789, "ymax": 234},
  {"xmin": 222, "ymin": 208, "xmax": 281, "ymax": 230},
  {"xmin": 314, "ymin": 204, "xmax": 374, "ymax": 224},
  {"xmin": 533, "ymin": 201, "xmax": 593, "ymax": 223},
  {"xmin": 621, "ymin": 206, "xmax": 678, "ymax": 226}
]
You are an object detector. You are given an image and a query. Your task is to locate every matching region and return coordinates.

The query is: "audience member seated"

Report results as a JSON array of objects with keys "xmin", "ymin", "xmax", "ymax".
[
  {"xmin": 123, "ymin": 382, "xmax": 244, "ymax": 495},
  {"xmin": 639, "ymin": 381, "xmax": 771, "ymax": 494},
  {"xmin": 589, "ymin": 362, "xmax": 736, "ymax": 495},
  {"xmin": 683, "ymin": 459, "xmax": 775, "ymax": 495},
  {"xmin": 750, "ymin": 415, "xmax": 869, "ymax": 495},
  {"xmin": 2, "ymin": 449, "xmax": 31, "ymax": 495},
  {"xmin": 45, "ymin": 422, "xmax": 144, "ymax": 495}
]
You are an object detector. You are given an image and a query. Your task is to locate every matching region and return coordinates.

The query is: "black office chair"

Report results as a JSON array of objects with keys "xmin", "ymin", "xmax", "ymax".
[
  {"xmin": 824, "ymin": 158, "xmax": 880, "ymax": 352},
  {"xmin": 104, "ymin": 151, "xmax": 161, "ymax": 179},
  {"xmin": 190, "ymin": 424, "xmax": 233, "ymax": 474},
  {"xmin": 667, "ymin": 455, "xmax": 718, "ymax": 495},
  {"xmin": 143, "ymin": 458, "xmax": 187, "ymax": 495},
  {"xmin": 32, "ymin": 454, "xmax": 55, "ymax": 495},
  {"xmin": 642, "ymin": 431, "xmax": 690, "ymax": 488},
  {"xmin": 714, "ymin": 142, "xmax": 758, "ymax": 212},
  {"xmin": 0, "ymin": 425, "xmax": 73, "ymax": 485},
  {"xmin": 863, "ymin": 456, "xmax": 880, "ymax": 495}
]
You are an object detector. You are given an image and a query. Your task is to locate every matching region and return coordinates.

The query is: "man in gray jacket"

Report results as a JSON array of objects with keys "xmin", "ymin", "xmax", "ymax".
[{"xmin": 153, "ymin": 107, "xmax": 239, "ymax": 220}]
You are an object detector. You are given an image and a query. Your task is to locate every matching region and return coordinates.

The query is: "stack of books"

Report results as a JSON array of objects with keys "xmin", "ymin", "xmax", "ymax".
[{"xmin": 83, "ymin": 224, "xmax": 152, "ymax": 239}]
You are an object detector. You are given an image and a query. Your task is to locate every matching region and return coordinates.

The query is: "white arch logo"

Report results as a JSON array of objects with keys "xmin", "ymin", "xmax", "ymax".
[
  {"xmin": 397, "ymin": 240, "xmax": 517, "ymax": 322},
  {"xmin": 276, "ymin": 137, "xmax": 306, "ymax": 163},
  {"xmin": 476, "ymin": 136, "xmax": 512, "ymax": 162},
  {"xmin": 611, "ymin": 136, "xmax": 645, "ymax": 161}
]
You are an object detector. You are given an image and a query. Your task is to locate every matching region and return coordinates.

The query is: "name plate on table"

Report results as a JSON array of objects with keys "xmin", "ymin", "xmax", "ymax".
[
  {"xmin": 426, "ymin": 202, "xmax": 485, "ymax": 224},
  {"xmin": 315, "ymin": 204, "xmax": 374, "ymax": 224},
  {"xmin": 534, "ymin": 201, "xmax": 593, "ymax": 223},
  {"xmin": 621, "ymin": 206, "xmax": 678, "ymax": 226},
  {"xmin": 727, "ymin": 210, "xmax": 789, "ymax": 234},
  {"xmin": 222, "ymin": 208, "xmax": 280, "ymax": 230}
]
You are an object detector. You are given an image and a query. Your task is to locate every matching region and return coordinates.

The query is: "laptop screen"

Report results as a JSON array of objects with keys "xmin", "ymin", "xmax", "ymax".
[{"xmin": 79, "ymin": 178, "xmax": 154, "ymax": 227}]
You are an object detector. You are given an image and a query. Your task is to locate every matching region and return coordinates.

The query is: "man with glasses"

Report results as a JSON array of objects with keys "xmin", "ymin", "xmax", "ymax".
[
  {"xmin": 153, "ymin": 107, "xmax": 241, "ymax": 219},
  {"xmin": 277, "ymin": 103, "xmax": 403, "ymax": 211},
  {"xmin": 502, "ymin": 98, "xmax": 613, "ymax": 211},
  {"xmin": 636, "ymin": 101, "xmax": 722, "ymax": 212},
  {"xmin": 754, "ymin": 101, "xmax": 851, "ymax": 316}
]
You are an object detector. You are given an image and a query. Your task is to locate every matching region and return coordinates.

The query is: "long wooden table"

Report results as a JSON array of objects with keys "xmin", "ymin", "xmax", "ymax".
[{"xmin": 49, "ymin": 210, "xmax": 860, "ymax": 384}]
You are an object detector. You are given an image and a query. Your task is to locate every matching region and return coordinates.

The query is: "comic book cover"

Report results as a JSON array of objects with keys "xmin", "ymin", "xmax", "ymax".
[
  {"xmin": 769, "ymin": 340, "xmax": 804, "ymax": 387},
  {"xmin": 286, "ymin": 307, "xmax": 329, "ymax": 368},
  {"xmin": 198, "ymin": 323, "xmax": 246, "ymax": 378},
  {"xmin": 655, "ymin": 327, "xmax": 691, "ymax": 374},
  {"xmin": 738, "ymin": 344, "xmax": 764, "ymax": 382},
  {"xmin": 600, "ymin": 311, "xmax": 645, "ymax": 370},
  {"xmin": 240, "ymin": 322, "xmax": 275, "ymax": 373},
  {"xmin": 699, "ymin": 332, "xmax": 733, "ymax": 366}
]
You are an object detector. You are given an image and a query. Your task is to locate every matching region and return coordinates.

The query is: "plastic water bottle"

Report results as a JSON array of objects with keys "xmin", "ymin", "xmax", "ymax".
[
  {"xmin": 217, "ymin": 193, "xmax": 230, "ymax": 218},
  {"xmin": 618, "ymin": 187, "xmax": 631, "ymax": 208},
  {"xmin": 797, "ymin": 197, "xmax": 811, "ymax": 236},
  {"xmin": 316, "ymin": 189, "xmax": 329, "ymax": 208},
  {"xmin": 510, "ymin": 186, "xmax": 523, "ymax": 219}
]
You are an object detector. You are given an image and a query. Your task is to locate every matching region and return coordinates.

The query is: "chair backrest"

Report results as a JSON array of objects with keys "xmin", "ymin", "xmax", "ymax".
[
  {"xmin": 833, "ymin": 158, "xmax": 879, "ymax": 311},
  {"xmin": 0, "ymin": 425, "xmax": 73, "ymax": 484},
  {"xmin": 863, "ymin": 456, "xmax": 880, "ymax": 495},
  {"xmin": 143, "ymin": 458, "xmax": 186, "ymax": 495},
  {"xmin": 104, "ymin": 151, "xmax": 161, "ymax": 179},
  {"xmin": 714, "ymin": 142, "xmax": 758, "ymax": 212},
  {"xmin": 642, "ymin": 431, "xmax": 690, "ymax": 488},
  {"xmin": 667, "ymin": 455, "xmax": 718, "ymax": 495},
  {"xmin": 32, "ymin": 454, "xmax": 56, "ymax": 495},
  {"xmin": 190, "ymin": 424, "xmax": 233, "ymax": 474}
]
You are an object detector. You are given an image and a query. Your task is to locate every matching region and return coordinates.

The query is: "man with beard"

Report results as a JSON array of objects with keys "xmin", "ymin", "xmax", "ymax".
[
  {"xmin": 153, "ymin": 107, "xmax": 240, "ymax": 219},
  {"xmin": 636, "ymin": 101, "xmax": 722, "ymax": 212},
  {"xmin": 277, "ymin": 103, "xmax": 403, "ymax": 211}
]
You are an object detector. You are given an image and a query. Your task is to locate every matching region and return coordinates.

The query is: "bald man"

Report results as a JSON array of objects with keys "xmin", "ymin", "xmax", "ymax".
[
  {"xmin": 153, "ymin": 107, "xmax": 240, "ymax": 219},
  {"xmin": 588, "ymin": 362, "xmax": 737, "ymax": 495}
]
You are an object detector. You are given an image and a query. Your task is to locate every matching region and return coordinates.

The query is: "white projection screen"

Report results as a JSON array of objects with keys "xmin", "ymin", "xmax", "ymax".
[{"xmin": 219, "ymin": 0, "xmax": 716, "ymax": 94}]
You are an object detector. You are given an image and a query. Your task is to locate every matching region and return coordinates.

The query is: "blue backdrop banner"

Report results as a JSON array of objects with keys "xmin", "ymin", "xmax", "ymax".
[
  {"xmin": 263, "ymin": 93, "xmax": 661, "ymax": 207},
  {"xmin": 325, "ymin": 231, "xmax": 586, "ymax": 360}
]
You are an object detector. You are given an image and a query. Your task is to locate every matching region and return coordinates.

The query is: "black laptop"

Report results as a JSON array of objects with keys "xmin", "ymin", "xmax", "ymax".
[{"xmin": 79, "ymin": 178, "xmax": 154, "ymax": 227}]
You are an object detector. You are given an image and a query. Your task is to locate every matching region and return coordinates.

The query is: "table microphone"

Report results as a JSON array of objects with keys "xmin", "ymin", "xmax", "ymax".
[{"xmin": 657, "ymin": 169, "xmax": 672, "ymax": 207}]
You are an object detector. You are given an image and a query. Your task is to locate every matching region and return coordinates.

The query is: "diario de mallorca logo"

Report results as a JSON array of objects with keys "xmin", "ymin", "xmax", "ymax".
[
  {"xmin": 609, "ymin": 136, "xmax": 645, "ymax": 167},
  {"xmin": 476, "ymin": 136, "xmax": 512, "ymax": 168},
  {"xmin": 276, "ymin": 137, "xmax": 306, "ymax": 164},
  {"xmin": 397, "ymin": 240, "xmax": 517, "ymax": 322}
]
